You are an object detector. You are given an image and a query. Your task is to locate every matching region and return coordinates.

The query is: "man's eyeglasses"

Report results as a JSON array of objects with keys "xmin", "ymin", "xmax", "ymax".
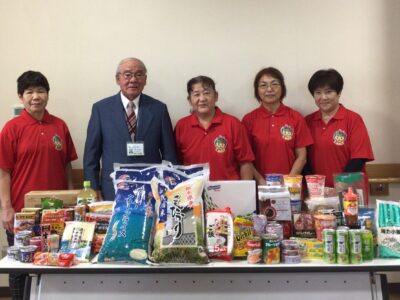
[
  {"xmin": 258, "ymin": 82, "xmax": 281, "ymax": 90},
  {"xmin": 120, "ymin": 72, "xmax": 146, "ymax": 80}
]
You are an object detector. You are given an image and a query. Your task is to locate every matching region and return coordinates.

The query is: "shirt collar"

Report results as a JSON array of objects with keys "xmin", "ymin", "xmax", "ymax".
[
  {"xmin": 20, "ymin": 109, "xmax": 52, "ymax": 124},
  {"xmin": 120, "ymin": 92, "xmax": 140, "ymax": 111},
  {"xmin": 189, "ymin": 107, "xmax": 224, "ymax": 126},
  {"xmin": 313, "ymin": 104, "xmax": 345, "ymax": 121},
  {"xmin": 257, "ymin": 102, "xmax": 287, "ymax": 118}
]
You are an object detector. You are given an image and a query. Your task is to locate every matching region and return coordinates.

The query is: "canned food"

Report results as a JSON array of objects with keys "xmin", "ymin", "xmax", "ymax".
[
  {"xmin": 47, "ymin": 234, "xmax": 60, "ymax": 252},
  {"xmin": 322, "ymin": 228, "xmax": 336, "ymax": 263},
  {"xmin": 247, "ymin": 237, "xmax": 262, "ymax": 250},
  {"xmin": 262, "ymin": 234, "xmax": 280, "ymax": 264},
  {"xmin": 19, "ymin": 245, "xmax": 37, "ymax": 263},
  {"xmin": 7, "ymin": 246, "xmax": 20, "ymax": 261},
  {"xmin": 247, "ymin": 249, "xmax": 262, "ymax": 264},
  {"xmin": 361, "ymin": 229, "xmax": 374, "ymax": 261},
  {"xmin": 266, "ymin": 221, "xmax": 283, "ymax": 241},
  {"xmin": 282, "ymin": 249, "xmax": 299, "ymax": 256},
  {"xmin": 14, "ymin": 230, "xmax": 32, "ymax": 247},
  {"xmin": 29, "ymin": 236, "xmax": 42, "ymax": 250},
  {"xmin": 281, "ymin": 239, "xmax": 299, "ymax": 250},
  {"xmin": 349, "ymin": 229, "xmax": 362, "ymax": 264},
  {"xmin": 282, "ymin": 254, "xmax": 301, "ymax": 264},
  {"xmin": 336, "ymin": 229, "xmax": 349, "ymax": 264}
]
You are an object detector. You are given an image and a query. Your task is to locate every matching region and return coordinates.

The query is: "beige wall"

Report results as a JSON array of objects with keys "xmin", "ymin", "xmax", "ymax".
[{"xmin": 0, "ymin": 0, "xmax": 399, "ymax": 168}]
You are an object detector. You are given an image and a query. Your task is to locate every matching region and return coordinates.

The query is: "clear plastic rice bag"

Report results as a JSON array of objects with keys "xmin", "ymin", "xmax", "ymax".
[{"xmin": 150, "ymin": 176, "xmax": 209, "ymax": 264}]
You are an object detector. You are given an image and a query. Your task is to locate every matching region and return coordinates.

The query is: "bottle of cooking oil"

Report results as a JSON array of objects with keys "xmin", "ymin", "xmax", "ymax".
[{"xmin": 77, "ymin": 181, "xmax": 97, "ymax": 205}]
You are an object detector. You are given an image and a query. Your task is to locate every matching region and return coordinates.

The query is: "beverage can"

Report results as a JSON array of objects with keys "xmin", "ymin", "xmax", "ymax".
[
  {"xmin": 336, "ymin": 229, "xmax": 349, "ymax": 264},
  {"xmin": 323, "ymin": 228, "xmax": 336, "ymax": 263},
  {"xmin": 262, "ymin": 233, "xmax": 280, "ymax": 264},
  {"xmin": 349, "ymin": 229, "xmax": 362, "ymax": 264},
  {"xmin": 47, "ymin": 234, "xmax": 60, "ymax": 252},
  {"xmin": 360, "ymin": 229, "xmax": 374, "ymax": 261}
]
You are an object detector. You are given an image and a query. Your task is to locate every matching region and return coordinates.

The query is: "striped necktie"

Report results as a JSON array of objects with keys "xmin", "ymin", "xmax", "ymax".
[{"xmin": 126, "ymin": 101, "xmax": 137, "ymax": 141}]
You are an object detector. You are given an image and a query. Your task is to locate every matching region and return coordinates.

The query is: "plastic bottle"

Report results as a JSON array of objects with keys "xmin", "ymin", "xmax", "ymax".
[
  {"xmin": 343, "ymin": 187, "xmax": 359, "ymax": 228},
  {"xmin": 77, "ymin": 181, "xmax": 97, "ymax": 205}
]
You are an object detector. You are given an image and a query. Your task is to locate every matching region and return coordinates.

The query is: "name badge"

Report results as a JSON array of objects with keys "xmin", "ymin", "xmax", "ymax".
[{"xmin": 127, "ymin": 141, "xmax": 145, "ymax": 156}]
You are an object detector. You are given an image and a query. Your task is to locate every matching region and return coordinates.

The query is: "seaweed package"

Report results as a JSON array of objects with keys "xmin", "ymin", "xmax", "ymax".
[
  {"xmin": 376, "ymin": 199, "xmax": 400, "ymax": 258},
  {"xmin": 97, "ymin": 181, "xmax": 155, "ymax": 264},
  {"xmin": 150, "ymin": 176, "xmax": 209, "ymax": 264},
  {"xmin": 59, "ymin": 221, "xmax": 95, "ymax": 262},
  {"xmin": 206, "ymin": 208, "xmax": 234, "ymax": 261}
]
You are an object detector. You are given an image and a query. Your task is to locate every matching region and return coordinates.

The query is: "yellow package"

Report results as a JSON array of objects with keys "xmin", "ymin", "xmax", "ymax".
[
  {"xmin": 233, "ymin": 217, "xmax": 253, "ymax": 257},
  {"xmin": 290, "ymin": 237, "xmax": 323, "ymax": 260}
]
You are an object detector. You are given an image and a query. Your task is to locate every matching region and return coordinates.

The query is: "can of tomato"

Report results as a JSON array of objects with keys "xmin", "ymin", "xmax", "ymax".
[{"xmin": 262, "ymin": 233, "xmax": 280, "ymax": 264}]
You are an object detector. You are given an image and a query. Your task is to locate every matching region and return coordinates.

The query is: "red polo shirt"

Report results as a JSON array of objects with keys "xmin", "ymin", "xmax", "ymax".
[
  {"xmin": 305, "ymin": 104, "xmax": 374, "ymax": 187},
  {"xmin": 0, "ymin": 109, "xmax": 78, "ymax": 212},
  {"xmin": 175, "ymin": 107, "xmax": 254, "ymax": 180},
  {"xmin": 242, "ymin": 103, "xmax": 313, "ymax": 176}
]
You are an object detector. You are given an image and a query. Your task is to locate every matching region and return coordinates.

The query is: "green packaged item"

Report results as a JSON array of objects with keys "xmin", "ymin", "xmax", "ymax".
[
  {"xmin": 336, "ymin": 229, "xmax": 349, "ymax": 264},
  {"xmin": 41, "ymin": 197, "xmax": 63, "ymax": 209},
  {"xmin": 376, "ymin": 200, "xmax": 400, "ymax": 258},
  {"xmin": 361, "ymin": 229, "xmax": 374, "ymax": 261},
  {"xmin": 349, "ymin": 229, "xmax": 362, "ymax": 264},
  {"xmin": 323, "ymin": 229, "xmax": 336, "ymax": 263}
]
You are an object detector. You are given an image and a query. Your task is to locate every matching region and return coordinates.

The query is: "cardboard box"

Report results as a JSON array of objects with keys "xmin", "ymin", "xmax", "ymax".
[{"xmin": 24, "ymin": 190, "xmax": 80, "ymax": 208}]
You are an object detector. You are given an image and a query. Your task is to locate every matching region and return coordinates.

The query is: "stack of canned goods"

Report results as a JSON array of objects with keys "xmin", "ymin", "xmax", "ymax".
[
  {"xmin": 323, "ymin": 227, "xmax": 374, "ymax": 264},
  {"xmin": 281, "ymin": 240, "xmax": 301, "ymax": 264}
]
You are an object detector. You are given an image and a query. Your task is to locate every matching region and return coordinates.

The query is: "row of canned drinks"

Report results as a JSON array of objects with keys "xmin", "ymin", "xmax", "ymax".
[{"xmin": 323, "ymin": 227, "xmax": 374, "ymax": 264}]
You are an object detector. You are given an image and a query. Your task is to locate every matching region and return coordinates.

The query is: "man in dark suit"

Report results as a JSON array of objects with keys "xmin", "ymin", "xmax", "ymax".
[{"xmin": 83, "ymin": 57, "xmax": 177, "ymax": 200}]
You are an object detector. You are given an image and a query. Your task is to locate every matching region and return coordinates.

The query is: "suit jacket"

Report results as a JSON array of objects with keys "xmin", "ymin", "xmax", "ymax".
[{"xmin": 83, "ymin": 92, "xmax": 177, "ymax": 200}]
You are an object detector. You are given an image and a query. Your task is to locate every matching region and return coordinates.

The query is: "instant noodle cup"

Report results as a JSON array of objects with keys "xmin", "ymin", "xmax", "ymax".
[
  {"xmin": 283, "ymin": 175, "xmax": 303, "ymax": 213},
  {"xmin": 313, "ymin": 214, "xmax": 336, "ymax": 241},
  {"xmin": 305, "ymin": 175, "xmax": 326, "ymax": 199}
]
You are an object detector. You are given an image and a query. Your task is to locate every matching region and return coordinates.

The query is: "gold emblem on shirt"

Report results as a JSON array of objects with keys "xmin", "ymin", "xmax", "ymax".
[
  {"xmin": 333, "ymin": 129, "xmax": 347, "ymax": 146},
  {"xmin": 214, "ymin": 135, "xmax": 227, "ymax": 153},
  {"xmin": 280, "ymin": 124, "xmax": 294, "ymax": 141},
  {"xmin": 52, "ymin": 134, "xmax": 63, "ymax": 151}
]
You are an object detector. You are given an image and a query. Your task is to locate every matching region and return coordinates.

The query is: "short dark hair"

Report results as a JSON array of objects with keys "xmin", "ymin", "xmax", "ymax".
[
  {"xmin": 187, "ymin": 76, "xmax": 216, "ymax": 95},
  {"xmin": 308, "ymin": 69, "xmax": 344, "ymax": 95},
  {"xmin": 253, "ymin": 67, "xmax": 286, "ymax": 102},
  {"xmin": 17, "ymin": 71, "xmax": 50, "ymax": 95}
]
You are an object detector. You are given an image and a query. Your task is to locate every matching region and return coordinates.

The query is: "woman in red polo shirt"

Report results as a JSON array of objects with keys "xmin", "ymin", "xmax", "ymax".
[
  {"xmin": 305, "ymin": 68, "xmax": 374, "ymax": 188},
  {"xmin": 174, "ymin": 75, "xmax": 255, "ymax": 181},
  {"xmin": 242, "ymin": 67, "xmax": 313, "ymax": 185}
]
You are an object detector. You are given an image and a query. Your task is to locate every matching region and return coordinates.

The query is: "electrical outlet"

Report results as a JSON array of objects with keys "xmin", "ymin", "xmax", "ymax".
[{"xmin": 369, "ymin": 182, "xmax": 389, "ymax": 196}]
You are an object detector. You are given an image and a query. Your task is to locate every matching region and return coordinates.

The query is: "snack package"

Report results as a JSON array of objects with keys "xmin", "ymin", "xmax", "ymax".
[
  {"xmin": 305, "ymin": 196, "xmax": 340, "ymax": 212},
  {"xmin": 98, "ymin": 181, "xmax": 155, "ymax": 264},
  {"xmin": 293, "ymin": 213, "xmax": 316, "ymax": 238},
  {"xmin": 88, "ymin": 201, "xmax": 114, "ymax": 214},
  {"xmin": 13, "ymin": 212, "xmax": 35, "ymax": 234},
  {"xmin": 376, "ymin": 200, "xmax": 400, "ymax": 258},
  {"xmin": 206, "ymin": 208, "xmax": 234, "ymax": 261},
  {"xmin": 33, "ymin": 252, "xmax": 76, "ymax": 267},
  {"xmin": 41, "ymin": 209, "xmax": 66, "ymax": 235},
  {"xmin": 233, "ymin": 216, "xmax": 253, "ymax": 257},
  {"xmin": 258, "ymin": 186, "xmax": 291, "ymax": 221},
  {"xmin": 150, "ymin": 176, "xmax": 209, "ymax": 264},
  {"xmin": 290, "ymin": 237, "xmax": 323, "ymax": 260},
  {"xmin": 59, "ymin": 221, "xmax": 95, "ymax": 262}
]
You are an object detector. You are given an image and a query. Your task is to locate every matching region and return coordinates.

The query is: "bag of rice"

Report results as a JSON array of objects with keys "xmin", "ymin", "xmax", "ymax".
[
  {"xmin": 97, "ymin": 181, "xmax": 155, "ymax": 263},
  {"xmin": 150, "ymin": 176, "xmax": 208, "ymax": 264}
]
